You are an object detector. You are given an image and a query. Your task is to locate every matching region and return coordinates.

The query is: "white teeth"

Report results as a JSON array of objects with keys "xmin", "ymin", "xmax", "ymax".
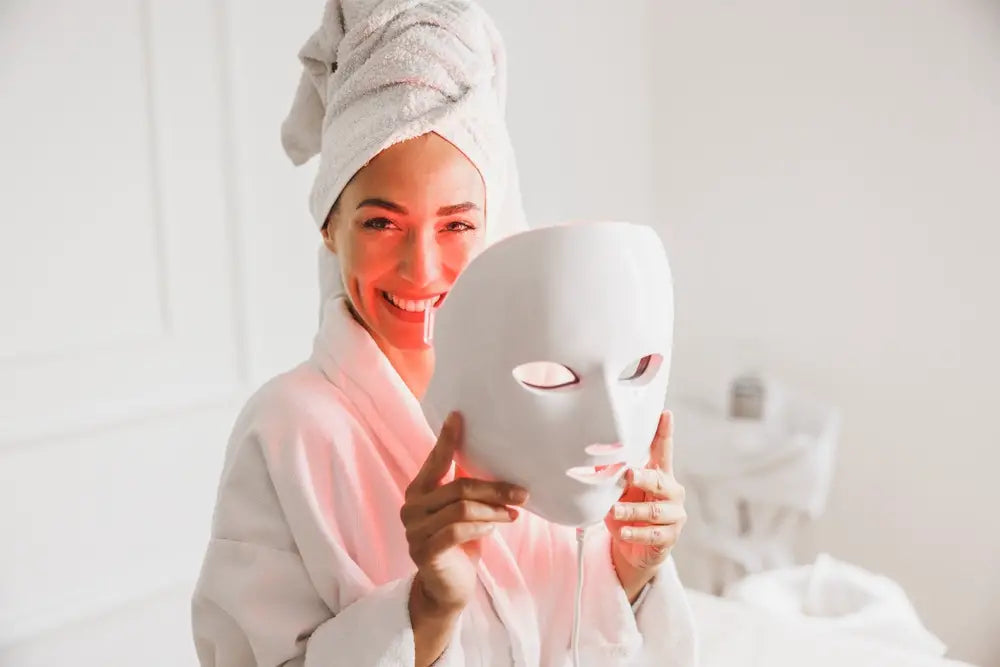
[{"xmin": 383, "ymin": 292, "xmax": 437, "ymax": 312}]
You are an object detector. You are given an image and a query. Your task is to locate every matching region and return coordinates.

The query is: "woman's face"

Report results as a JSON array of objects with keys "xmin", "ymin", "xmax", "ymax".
[{"xmin": 324, "ymin": 133, "xmax": 487, "ymax": 350}]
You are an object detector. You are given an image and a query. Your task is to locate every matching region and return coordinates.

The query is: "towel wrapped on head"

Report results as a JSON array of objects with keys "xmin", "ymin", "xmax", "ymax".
[{"xmin": 281, "ymin": 0, "xmax": 528, "ymax": 300}]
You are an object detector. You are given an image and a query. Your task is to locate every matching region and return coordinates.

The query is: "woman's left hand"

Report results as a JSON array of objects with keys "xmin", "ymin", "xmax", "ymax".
[{"xmin": 606, "ymin": 410, "xmax": 687, "ymax": 601}]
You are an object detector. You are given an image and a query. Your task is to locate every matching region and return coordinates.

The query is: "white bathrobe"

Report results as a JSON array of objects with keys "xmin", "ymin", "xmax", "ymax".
[{"xmin": 191, "ymin": 295, "xmax": 698, "ymax": 666}]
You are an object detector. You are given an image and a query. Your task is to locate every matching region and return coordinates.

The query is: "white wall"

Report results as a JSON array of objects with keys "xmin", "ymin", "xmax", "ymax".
[
  {"xmin": 644, "ymin": 1, "xmax": 1000, "ymax": 664},
  {"xmin": 479, "ymin": 0, "xmax": 659, "ymax": 230},
  {"xmin": 0, "ymin": 0, "xmax": 320, "ymax": 664}
]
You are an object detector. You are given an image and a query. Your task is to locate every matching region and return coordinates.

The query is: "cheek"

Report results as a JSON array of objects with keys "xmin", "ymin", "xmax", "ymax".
[
  {"xmin": 340, "ymin": 233, "xmax": 396, "ymax": 283},
  {"xmin": 441, "ymin": 235, "xmax": 485, "ymax": 278}
]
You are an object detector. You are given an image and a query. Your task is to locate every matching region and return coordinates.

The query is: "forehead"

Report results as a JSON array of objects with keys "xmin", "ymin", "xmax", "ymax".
[
  {"xmin": 347, "ymin": 133, "xmax": 486, "ymax": 207},
  {"xmin": 435, "ymin": 223, "xmax": 674, "ymax": 364}
]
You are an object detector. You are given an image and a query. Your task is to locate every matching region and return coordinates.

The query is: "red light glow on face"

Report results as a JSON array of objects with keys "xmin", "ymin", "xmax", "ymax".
[{"xmin": 328, "ymin": 133, "xmax": 486, "ymax": 351}]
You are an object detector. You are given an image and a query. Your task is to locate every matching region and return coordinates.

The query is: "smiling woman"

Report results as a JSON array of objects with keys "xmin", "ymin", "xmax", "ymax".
[
  {"xmin": 189, "ymin": 1, "xmax": 697, "ymax": 665},
  {"xmin": 322, "ymin": 133, "xmax": 487, "ymax": 386}
]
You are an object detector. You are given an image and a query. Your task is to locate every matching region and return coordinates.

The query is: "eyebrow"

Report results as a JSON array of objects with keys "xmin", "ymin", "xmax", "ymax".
[
  {"xmin": 356, "ymin": 198, "xmax": 480, "ymax": 216},
  {"xmin": 436, "ymin": 201, "xmax": 480, "ymax": 216}
]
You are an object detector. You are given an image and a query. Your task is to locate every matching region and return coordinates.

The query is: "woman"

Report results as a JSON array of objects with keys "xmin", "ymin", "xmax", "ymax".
[{"xmin": 192, "ymin": 1, "xmax": 697, "ymax": 665}]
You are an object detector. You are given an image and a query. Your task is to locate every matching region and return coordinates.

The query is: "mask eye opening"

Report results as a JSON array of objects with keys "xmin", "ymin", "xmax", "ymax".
[
  {"xmin": 618, "ymin": 354, "xmax": 662, "ymax": 383},
  {"xmin": 512, "ymin": 361, "xmax": 579, "ymax": 390}
]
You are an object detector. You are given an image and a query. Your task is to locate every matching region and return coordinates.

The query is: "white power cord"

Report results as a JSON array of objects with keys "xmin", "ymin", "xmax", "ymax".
[{"xmin": 572, "ymin": 525, "xmax": 587, "ymax": 667}]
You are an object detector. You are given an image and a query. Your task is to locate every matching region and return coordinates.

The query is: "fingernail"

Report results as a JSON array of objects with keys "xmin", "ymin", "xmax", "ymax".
[
  {"xmin": 508, "ymin": 487, "xmax": 529, "ymax": 503},
  {"xmin": 621, "ymin": 527, "xmax": 633, "ymax": 540},
  {"xmin": 507, "ymin": 507, "xmax": 520, "ymax": 521},
  {"xmin": 613, "ymin": 503, "xmax": 627, "ymax": 520}
]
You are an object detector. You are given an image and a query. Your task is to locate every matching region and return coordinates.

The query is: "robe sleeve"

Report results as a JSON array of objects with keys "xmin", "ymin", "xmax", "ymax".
[
  {"xmin": 191, "ymin": 381, "xmax": 467, "ymax": 667},
  {"xmin": 507, "ymin": 515, "xmax": 698, "ymax": 666},
  {"xmin": 192, "ymin": 540, "xmax": 466, "ymax": 666}
]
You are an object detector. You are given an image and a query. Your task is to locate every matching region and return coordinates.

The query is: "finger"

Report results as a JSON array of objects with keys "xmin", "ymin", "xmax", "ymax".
[
  {"xmin": 625, "ymin": 468, "xmax": 685, "ymax": 501},
  {"xmin": 613, "ymin": 500, "xmax": 686, "ymax": 525},
  {"xmin": 421, "ymin": 477, "xmax": 528, "ymax": 515},
  {"xmin": 648, "ymin": 410, "xmax": 674, "ymax": 473},
  {"xmin": 412, "ymin": 412, "xmax": 462, "ymax": 494},
  {"xmin": 618, "ymin": 523, "xmax": 681, "ymax": 548},
  {"xmin": 422, "ymin": 521, "xmax": 497, "ymax": 556},
  {"xmin": 407, "ymin": 499, "xmax": 517, "ymax": 542}
]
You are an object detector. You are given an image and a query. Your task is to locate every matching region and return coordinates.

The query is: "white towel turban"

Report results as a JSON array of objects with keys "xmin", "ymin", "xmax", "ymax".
[{"xmin": 281, "ymin": 0, "xmax": 528, "ymax": 302}]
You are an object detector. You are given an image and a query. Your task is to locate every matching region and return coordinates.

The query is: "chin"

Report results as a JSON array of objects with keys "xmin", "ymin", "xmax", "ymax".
[
  {"xmin": 364, "ymin": 290, "xmax": 436, "ymax": 352},
  {"xmin": 365, "ymin": 314, "xmax": 431, "ymax": 352},
  {"xmin": 384, "ymin": 329, "xmax": 432, "ymax": 351}
]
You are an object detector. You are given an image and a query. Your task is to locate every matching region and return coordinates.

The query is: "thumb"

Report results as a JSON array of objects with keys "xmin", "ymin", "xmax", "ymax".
[
  {"xmin": 648, "ymin": 410, "xmax": 674, "ymax": 473},
  {"xmin": 415, "ymin": 412, "xmax": 462, "ymax": 492}
]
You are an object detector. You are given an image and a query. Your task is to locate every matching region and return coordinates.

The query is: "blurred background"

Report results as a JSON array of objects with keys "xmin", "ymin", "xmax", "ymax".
[{"xmin": 1, "ymin": 1, "xmax": 997, "ymax": 665}]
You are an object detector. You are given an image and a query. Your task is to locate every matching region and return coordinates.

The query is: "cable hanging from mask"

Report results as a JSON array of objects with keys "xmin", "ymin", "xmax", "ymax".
[{"xmin": 572, "ymin": 525, "xmax": 587, "ymax": 667}]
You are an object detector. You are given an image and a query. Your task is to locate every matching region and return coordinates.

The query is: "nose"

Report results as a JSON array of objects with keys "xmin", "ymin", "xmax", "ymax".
[
  {"xmin": 399, "ymin": 227, "xmax": 443, "ymax": 286},
  {"xmin": 589, "ymin": 374, "xmax": 628, "ymax": 449}
]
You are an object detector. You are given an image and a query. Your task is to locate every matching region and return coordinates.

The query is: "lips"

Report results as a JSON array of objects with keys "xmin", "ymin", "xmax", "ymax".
[
  {"xmin": 565, "ymin": 442, "xmax": 627, "ymax": 485},
  {"xmin": 380, "ymin": 290, "xmax": 446, "ymax": 323},
  {"xmin": 381, "ymin": 290, "xmax": 446, "ymax": 312}
]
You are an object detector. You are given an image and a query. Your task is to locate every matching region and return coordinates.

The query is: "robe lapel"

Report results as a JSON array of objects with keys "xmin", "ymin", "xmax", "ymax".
[{"xmin": 311, "ymin": 296, "xmax": 541, "ymax": 663}]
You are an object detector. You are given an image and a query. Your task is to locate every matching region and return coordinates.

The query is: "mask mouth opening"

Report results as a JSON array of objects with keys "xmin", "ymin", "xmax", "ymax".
[
  {"xmin": 584, "ymin": 442, "xmax": 624, "ymax": 456},
  {"xmin": 565, "ymin": 461, "xmax": 627, "ymax": 485}
]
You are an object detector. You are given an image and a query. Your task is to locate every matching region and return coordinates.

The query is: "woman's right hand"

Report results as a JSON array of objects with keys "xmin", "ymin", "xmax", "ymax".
[{"xmin": 401, "ymin": 412, "xmax": 528, "ymax": 617}]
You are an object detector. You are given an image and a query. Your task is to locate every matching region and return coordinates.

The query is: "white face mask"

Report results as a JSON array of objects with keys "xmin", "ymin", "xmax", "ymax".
[{"xmin": 422, "ymin": 222, "xmax": 674, "ymax": 527}]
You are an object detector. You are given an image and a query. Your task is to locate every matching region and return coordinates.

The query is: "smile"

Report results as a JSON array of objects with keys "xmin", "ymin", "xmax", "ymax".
[{"xmin": 381, "ymin": 291, "xmax": 446, "ymax": 313}]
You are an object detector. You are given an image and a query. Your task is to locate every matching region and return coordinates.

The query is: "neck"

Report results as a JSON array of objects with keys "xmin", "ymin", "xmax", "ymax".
[
  {"xmin": 346, "ymin": 302, "xmax": 434, "ymax": 399},
  {"xmin": 379, "ymin": 342, "xmax": 435, "ymax": 399}
]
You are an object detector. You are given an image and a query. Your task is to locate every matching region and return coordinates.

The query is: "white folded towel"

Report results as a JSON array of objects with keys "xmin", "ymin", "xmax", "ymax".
[
  {"xmin": 281, "ymin": 0, "xmax": 528, "ymax": 300},
  {"xmin": 725, "ymin": 553, "xmax": 948, "ymax": 657}
]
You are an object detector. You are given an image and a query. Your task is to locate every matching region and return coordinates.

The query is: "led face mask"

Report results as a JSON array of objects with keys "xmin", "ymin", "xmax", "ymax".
[{"xmin": 422, "ymin": 222, "xmax": 674, "ymax": 527}]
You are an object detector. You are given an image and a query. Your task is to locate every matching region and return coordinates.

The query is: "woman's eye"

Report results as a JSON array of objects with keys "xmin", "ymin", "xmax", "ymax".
[
  {"xmin": 361, "ymin": 217, "xmax": 394, "ymax": 230},
  {"xmin": 443, "ymin": 220, "xmax": 475, "ymax": 232}
]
